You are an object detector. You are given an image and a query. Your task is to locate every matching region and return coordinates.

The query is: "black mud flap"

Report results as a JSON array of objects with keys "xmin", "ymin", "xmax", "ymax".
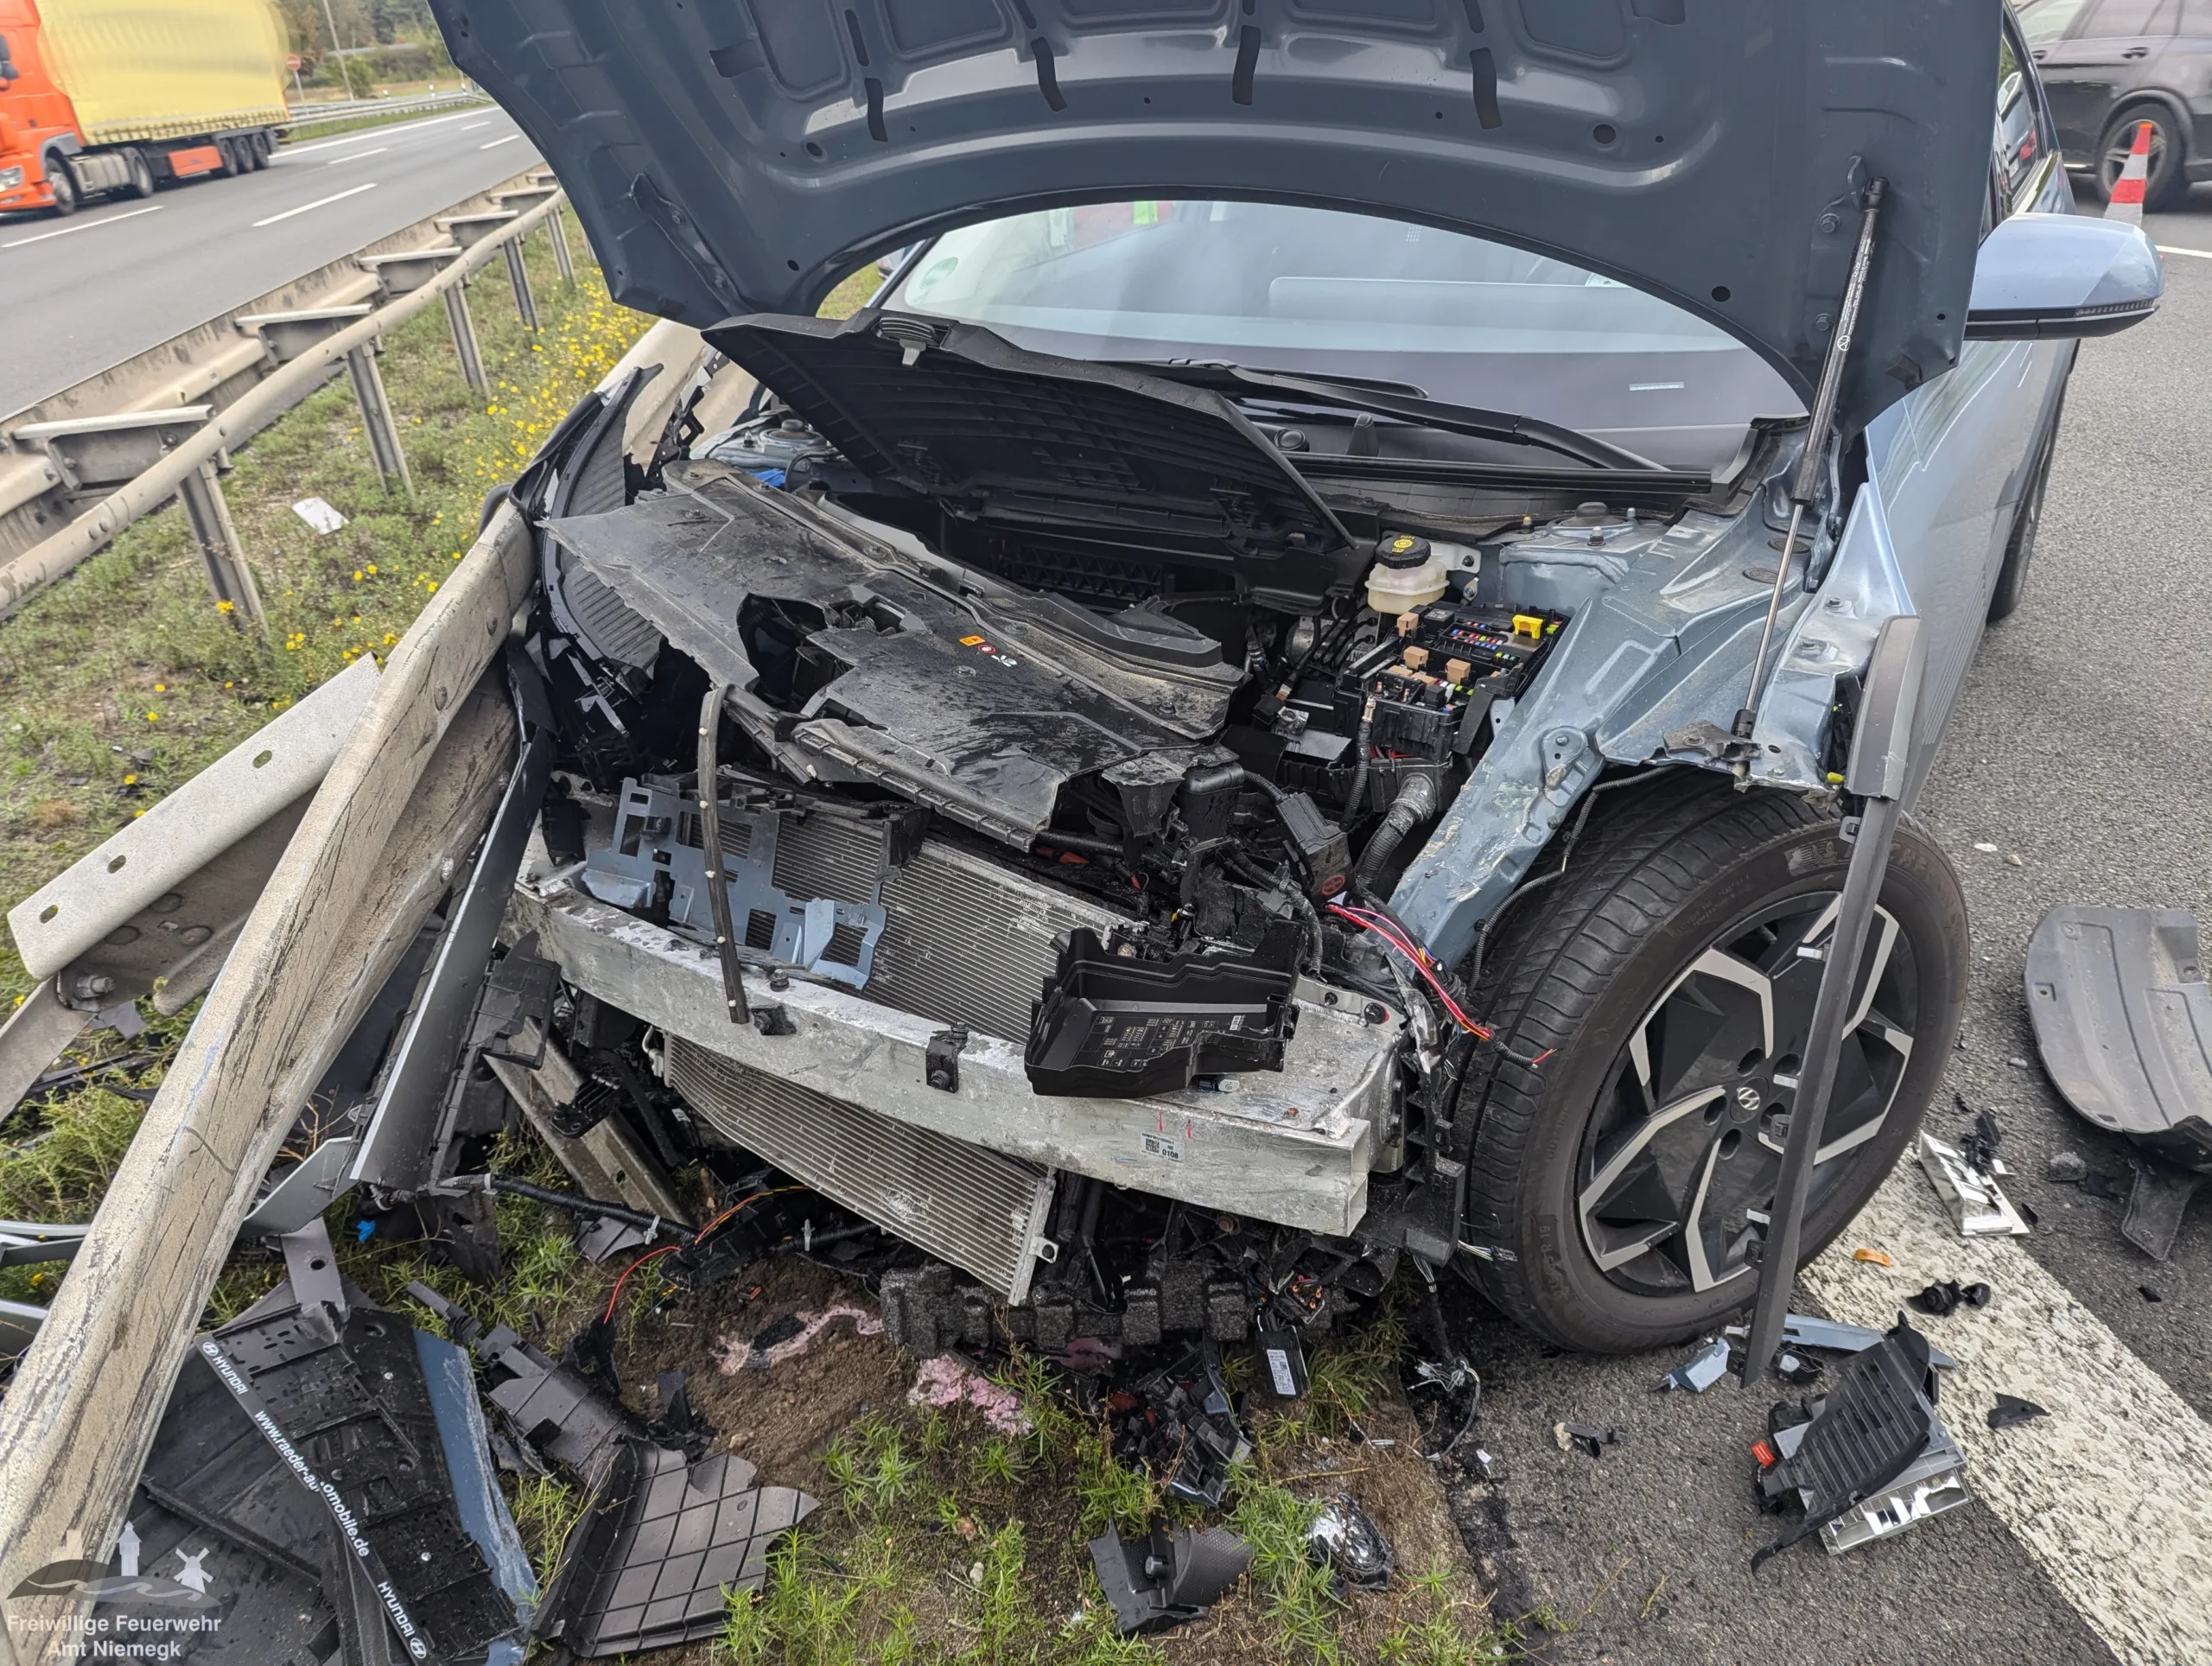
[{"xmin": 2026, "ymin": 906, "xmax": 2212, "ymax": 1173}]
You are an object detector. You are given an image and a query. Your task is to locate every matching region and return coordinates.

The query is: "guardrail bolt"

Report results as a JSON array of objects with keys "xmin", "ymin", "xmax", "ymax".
[
  {"xmin": 176, "ymin": 461, "xmax": 264, "ymax": 625},
  {"xmin": 546, "ymin": 204, "xmax": 575, "ymax": 284},
  {"xmin": 442, "ymin": 283, "xmax": 487, "ymax": 395},
  {"xmin": 344, "ymin": 343, "xmax": 414, "ymax": 495},
  {"xmin": 503, "ymin": 238, "xmax": 540, "ymax": 332}
]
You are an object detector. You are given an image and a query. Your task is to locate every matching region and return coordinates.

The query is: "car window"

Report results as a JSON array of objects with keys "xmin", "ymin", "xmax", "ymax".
[
  {"xmin": 1994, "ymin": 25, "xmax": 2047, "ymax": 208},
  {"xmin": 2016, "ymin": 0, "xmax": 2094, "ymax": 43},
  {"xmin": 886, "ymin": 201, "xmax": 1801, "ymax": 470},
  {"xmin": 2075, "ymin": 0, "xmax": 2176, "ymax": 35}
]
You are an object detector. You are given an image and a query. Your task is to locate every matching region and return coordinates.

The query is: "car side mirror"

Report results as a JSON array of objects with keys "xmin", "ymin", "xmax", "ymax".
[{"xmin": 1965, "ymin": 213, "xmax": 2162, "ymax": 340}]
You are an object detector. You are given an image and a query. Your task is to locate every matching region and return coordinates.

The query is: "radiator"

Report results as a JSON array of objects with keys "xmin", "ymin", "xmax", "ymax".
[{"xmin": 663, "ymin": 1036, "xmax": 1058, "ymax": 1302}]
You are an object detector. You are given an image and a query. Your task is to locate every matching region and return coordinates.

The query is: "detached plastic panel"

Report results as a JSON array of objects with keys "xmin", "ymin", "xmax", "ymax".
[{"xmin": 2026, "ymin": 906, "xmax": 2212, "ymax": 1173}]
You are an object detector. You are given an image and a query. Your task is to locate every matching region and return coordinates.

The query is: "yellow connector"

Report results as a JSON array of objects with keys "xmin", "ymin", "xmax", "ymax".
[{"xmin": 1512, "ymin": 614, "xmax": 1545, "ymax": 642}]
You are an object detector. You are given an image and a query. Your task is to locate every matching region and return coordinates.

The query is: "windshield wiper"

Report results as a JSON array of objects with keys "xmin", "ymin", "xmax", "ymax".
[{"xmin": 1149, "ymin": 361, "xmax": 1659, "ymax": 472}]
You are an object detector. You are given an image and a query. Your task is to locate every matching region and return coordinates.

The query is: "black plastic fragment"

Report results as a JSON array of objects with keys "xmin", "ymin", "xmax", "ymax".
[
  {"xmin": 2121, "ymin": 1156, "xmax": 2204, "ymax": 1262},
  {"xmin": 1987, "ymin": 1393, "xmax": 2050, "ymax": 1430},
  {"xmin": 1751, "ymin": 1316, "xmax": 1939, "ymax": 1570},
  {"xmin": 2140, "ymin": 1284, "xmax": 2164, "ymax": 1303},
  {"xmin": 2080, "ymin": 1169, "xmax": 2131, "ymax": 1199},
  {"xmin": 1907, "ymin": 1280, "xmax": 1992, "ymax": 1317},
  {"xmin": 1254, "ymin": 1328, "xmax": 1311, "ymax": 1400},
  {"xmin": 1089, "ymin": 1522, "xmax": 1253, "ymax": 1635},
  {"xmin": 1556, "ymin": 1421, "xmax": 1619, "ymax": 1459}
]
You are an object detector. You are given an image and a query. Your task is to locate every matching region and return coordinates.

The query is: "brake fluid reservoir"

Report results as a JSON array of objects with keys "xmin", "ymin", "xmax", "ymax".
[{"xmin": 1366, "ymin": 532, "xmax": 1451, "ymax": 614}]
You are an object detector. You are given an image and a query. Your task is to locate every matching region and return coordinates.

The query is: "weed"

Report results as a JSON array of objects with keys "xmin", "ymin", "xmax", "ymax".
[
  {"xmin": 1229, "ymin": 1469, "xmax": 1340, "ymax": 1665},
  {"xmin": 509, "ymin": 1473, "xmax": 587, "ymax": 1593},
  {"xmin": 973, "ymin": 1520, "xmax": 1037, "ymax": 1664},
  {"xmin": 973, "ymin": 1435, "xmax": 1025, "ymax": 1488}
]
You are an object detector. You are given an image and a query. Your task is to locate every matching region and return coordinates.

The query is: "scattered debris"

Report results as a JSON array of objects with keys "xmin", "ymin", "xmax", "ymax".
[
  {"xmin": 2008, "ymin": 1057, "xmax": 2032, "ymax": 1069},
  {"xmin": 1987, "ymin": 1394, "xmax": 2050, "ymax": 1431},
  {"xmin": 1907, "ymin": 1281, "xmax": 1993, "ymax": 1317},
  {"xmin": 2140, "ymin": 1285, "xmax": 2164, "ymax": 1304},
  {"xmin": 2079, "ymin": 1169, "xmax": 2131, "ymax": 1200},
  {"xmin": 1655, "ymin": 1337, "xmax": 1732, "ymax": 1394},
  {"xmin": 1089, "ymin": 1522, "xmax": 1253, "ymax": 1635},
  {"xmin": 1306, "ymin": 1494, "xmax": 1394, "ymax": 1593},
  {"xmin": 1554, "ymin": 1421, "xmax": 1620, "ymax": 1459},
  {"xmin": 1973, "ymin": 842, "xmax": 1999, "ymax": 854},
  {"xmin": 2004, "ymin": 854, "xmax": 2024, "ymax": 868},
  {"xmin": 407, "ymin": 1283, "xmax": 818, "ymax": 1656},
  {"xmin": 1775, "ymin": 1351, "xmax": 1825, "ymax": 1386},
  {"xmin": 1724, "ymin": 1313, "xmax": 1958, "ymax": 1372},
  {"xmin": 1853, "ymin": 1247, "xmax": 1893, "ymax": 1267},
  {"xmin": 2046, "ymin": 1152, "xmax": 2088, "ymax": 1184},
  {"xmin": 907, "ymin": 1353, "xmax": 1033, "ymax": 1435},
  {"xmin": 290, "ymin": 495, "xmax": 348, "ymax": 534},
  {"xmin": 1117, "ymin": 1342, "xmax": 1252, "ymax": 1506},
  {"xmin": 109, "ymin": 1251, "xmax": 533, "ymax": 1666},
  {"xmin": 712, "ymin": 1304, "xmax": 884, "ymax": 1373},
  {"xmin": 1918, "ymin": 1130, "xmax": 2031, "ymax": 1237},
  {"xmin": 1752, "ymin": 1316, "xmax": 1968, "ymax": 1566},
  {"xmin": 2122, "ymin": 1157, "xmax": 2205, "ymax": 1262}
]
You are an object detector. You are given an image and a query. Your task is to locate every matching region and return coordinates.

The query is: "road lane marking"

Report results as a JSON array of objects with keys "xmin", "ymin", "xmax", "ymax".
[
  {"xmin": 327, "ymin": 147, "xmax": 389, "ymax": 165},
  {"xmin": 2, "ymin": 204, "xmax": 162, "ymax": 249},
  {"xmin": 460, "ymin": 120, "xmax": 491, "ymax": 131},
  {"xmin": 479, "ymin": 134, "xmax": 523, "ymax": 149},
  {"xmin": 276, "ymin": 106, "xmax": 502, "ymax": 157},
  {"xmin": 1802, "ymin": 1162, "xmax": 2212, "ymax": 1666},
  {"xmin": 2154, "ymin": 244, "xmax": 2212, "ymax": 260},
  {"xmin": 252, "ymin": 182, "xmax": 378, "ymax": 227}
]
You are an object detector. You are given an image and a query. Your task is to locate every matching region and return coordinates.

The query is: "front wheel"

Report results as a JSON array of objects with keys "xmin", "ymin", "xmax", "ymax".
[
  {"xmin": 124, "ymin": 148, "xmax": 156, "ymax": 199},
  {"xmin": 1455, "ymin": 774, "xmax": 1969, "ymax": 1353},
  {"xmin": 45, "ymin": 160, "xmax": 79, "ymax": 216}
]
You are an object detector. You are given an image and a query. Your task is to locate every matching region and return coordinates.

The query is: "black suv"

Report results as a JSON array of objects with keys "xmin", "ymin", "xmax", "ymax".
[{"xmin": 2018, "ymin": 0, "xmax": 2212, "ymax": 207}]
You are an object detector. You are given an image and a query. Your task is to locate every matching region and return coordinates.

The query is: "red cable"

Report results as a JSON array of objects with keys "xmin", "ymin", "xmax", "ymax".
[
  {"xmin": 1327, "ymin": 903, "xmax": 1553, "ymax": 1063},
  {"xmin": 601, "ymin": 1185, "xmax": 808, "ymax": 1323}
]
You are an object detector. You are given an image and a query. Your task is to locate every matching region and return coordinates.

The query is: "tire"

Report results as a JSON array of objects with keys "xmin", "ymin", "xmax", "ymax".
[
  {"xmin": 124, "ymin": 148, "xmax": 156, "ymax": 199},
  {"xmin": 216, "ymin": 137, "xmax": 243, "ymax": 177},
  {"xmin": 1989, "ymin": 388, "xmax": 2064, "ymax": 623},
  {"xmin": 2098, "ymin": 105, "xmax": 2190, "ymax": 212},
  {"xmin": 1455, "ymin": 773, "xmax": 1970, "ymax": 1353},
  {"xmin": 45, "ymin": 158, "xmax": 79, "ymax": 216},
  {"xmin": 247, "ymin": 131, "xmax": 270, "ymax": 169}
]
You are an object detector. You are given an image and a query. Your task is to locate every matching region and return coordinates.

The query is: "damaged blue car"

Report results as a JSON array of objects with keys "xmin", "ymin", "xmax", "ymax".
[{"xmin": 429, "ymin": 0, "xmax": 2162, "ymax": 1351}]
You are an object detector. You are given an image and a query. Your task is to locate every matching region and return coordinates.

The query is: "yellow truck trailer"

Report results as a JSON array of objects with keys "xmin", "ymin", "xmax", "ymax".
[{"xmin": 0, "ymin": 0, "xmax": 291, "ymax": 215}]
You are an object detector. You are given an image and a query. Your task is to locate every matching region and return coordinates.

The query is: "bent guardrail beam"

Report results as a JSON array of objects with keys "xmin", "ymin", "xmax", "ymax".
[{"xmin": 0, "ymin": 503, "xmax": 536, "ymax": 1665}]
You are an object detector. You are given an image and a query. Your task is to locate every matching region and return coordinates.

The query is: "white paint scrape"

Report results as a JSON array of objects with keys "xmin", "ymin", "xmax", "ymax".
[{"xmin": 1803, "ymin": 1163, "xmax": 2212, "ymax": 1666}]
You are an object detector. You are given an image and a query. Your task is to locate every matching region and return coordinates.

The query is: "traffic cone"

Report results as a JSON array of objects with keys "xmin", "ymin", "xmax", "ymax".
[{"xmin": 2106, "ymin": 120, "xmax": 2153, "ymax": 224}]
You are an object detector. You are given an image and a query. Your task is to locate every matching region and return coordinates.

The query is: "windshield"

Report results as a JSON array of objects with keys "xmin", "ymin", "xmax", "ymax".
[{"xmin": 884, "ymin": 201, "xmax": 1801, "ymax": 472}]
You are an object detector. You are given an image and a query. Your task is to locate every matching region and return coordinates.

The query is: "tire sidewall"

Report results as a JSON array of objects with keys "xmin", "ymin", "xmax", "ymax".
[
  {"xmin": 47, "ymin": 159, "xmax": 79, "ymax": 215},
  {"xmin": 2101, "ymin": 108, "xmax": 2181, "ymax": 203},
  {"xmin": 1478, "ymin": 811, "xmax": 1968, "ymax": 1353}
]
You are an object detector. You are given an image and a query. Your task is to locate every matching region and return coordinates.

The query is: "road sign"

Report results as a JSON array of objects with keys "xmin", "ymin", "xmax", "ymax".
[{"xmin": 286, "ymin": 54, "xmax": 302, "ymax": 69}]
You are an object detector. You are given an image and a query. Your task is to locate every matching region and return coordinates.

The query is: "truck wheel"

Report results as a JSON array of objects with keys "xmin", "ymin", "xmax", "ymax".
[
  {"xmin": 124, "ymin": 149, "xmax": 156, "ymax": 199},
  {"xmin": 46, "ymin": 159, "xmax": 80, "ymax": 216},
  {"xmin": 216, "ymin": 137, "xmax": 243, "ymax": 177},
  {"xmin": 250, "ymin": 132, "xmax": 272, "ymax": 169},
  {"xmin": 1454, "ymin": 773, "xmax": 1969, "ymax": 1354}
]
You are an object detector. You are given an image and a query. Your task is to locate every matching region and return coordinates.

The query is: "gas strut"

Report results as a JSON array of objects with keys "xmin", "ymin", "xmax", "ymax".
[{"xmin": 1734, "ymin": 178, "xmax": 1887, "ymax": 741}]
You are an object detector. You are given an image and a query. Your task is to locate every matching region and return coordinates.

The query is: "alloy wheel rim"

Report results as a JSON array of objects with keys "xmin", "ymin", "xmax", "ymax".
[
  {"xmin": 2103, "ymin": 124, "xmax": 2168, "ymax": 192},
  {"xmin": 1573, "ymin": 892, "xmax": 1919, "ymax": 1295}
]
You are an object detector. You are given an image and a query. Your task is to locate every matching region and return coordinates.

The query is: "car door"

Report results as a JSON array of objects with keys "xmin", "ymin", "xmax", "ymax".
[
  {"xmin": 1870, "ymin": 15, "xmax": 2072, "ymax": 798},
  {"xmin": 2027, "ymin": 0, "xmax": 2178, "ymax": 156},
  {"xmin": 2171, "ymin": 0, "xmax": 2212, "ymax": 161}
]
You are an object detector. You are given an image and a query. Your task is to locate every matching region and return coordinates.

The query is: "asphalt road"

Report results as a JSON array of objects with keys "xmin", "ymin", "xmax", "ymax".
[
  {"xmin": 1439, "ymin": 187, "xmax": 2212, "ymax": 1666},
  {"xmin": 0, "ymin": 105, "xmax": 541, "ymax": 411}
]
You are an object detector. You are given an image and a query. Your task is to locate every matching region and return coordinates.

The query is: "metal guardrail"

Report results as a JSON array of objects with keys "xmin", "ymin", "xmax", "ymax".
[
  {"xmin": 0, "ymin": 176, "xmax": 574, "ymax": 621},
  {"xmin": 283, "ymin": 90, "xmax": 489, "ymax": 125}
]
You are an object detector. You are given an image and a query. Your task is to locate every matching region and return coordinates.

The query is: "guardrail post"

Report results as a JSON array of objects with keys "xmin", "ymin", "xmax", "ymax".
[
  {"xmin": 343, "ymin": 342, "xmax": 413, "ymax": 494},
  {"xmin": 547, "ymin": 203, "xmax": 575, "ymax": 283},
  {"xmin": 442, "ymin": 283, "xmax": 487, "ymax": 395},
  {"xmin": 502, "ymin": 238, "xmax": 539, "ymax": 332},
  {"xmin": 175, "ymin": 462, "xmax": 264, "ymax": 624}
]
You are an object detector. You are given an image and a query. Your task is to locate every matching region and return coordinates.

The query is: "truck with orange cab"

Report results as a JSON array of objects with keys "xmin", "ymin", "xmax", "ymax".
[{"xmin": 0, "ymin": 0, "xmax": 290, "ymax": 216}]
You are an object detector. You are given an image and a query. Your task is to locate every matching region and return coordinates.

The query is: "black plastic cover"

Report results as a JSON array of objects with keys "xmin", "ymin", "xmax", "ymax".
[{"xmin": 1026, "ymin": 928, "xmax": 1299, "ymax": 1098}]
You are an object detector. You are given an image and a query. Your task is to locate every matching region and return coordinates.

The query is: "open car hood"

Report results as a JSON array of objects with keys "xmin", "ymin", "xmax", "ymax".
[{"xmin": 434, "ymin": 0, "xmax": 1999, "ymax": 434}]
